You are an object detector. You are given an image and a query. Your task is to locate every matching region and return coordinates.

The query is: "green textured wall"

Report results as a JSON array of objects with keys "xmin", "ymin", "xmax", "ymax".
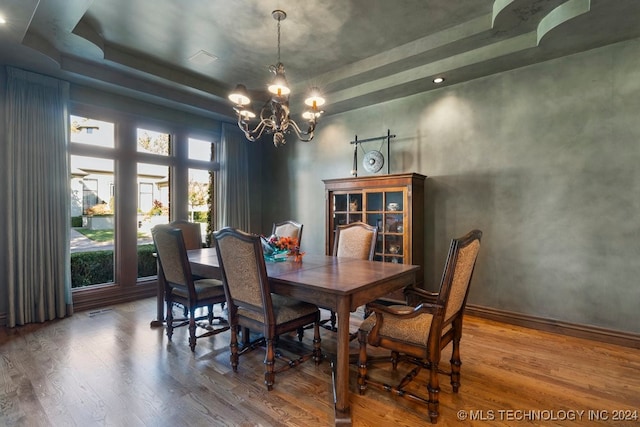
[{"xmin": 261, "ymin": 37, "xmax": 640, "ymax": 334}]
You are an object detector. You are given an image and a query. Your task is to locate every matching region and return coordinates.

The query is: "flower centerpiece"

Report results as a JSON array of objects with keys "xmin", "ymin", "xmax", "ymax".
[{"xmin": 261, "ymin": 234, "xmax": 302, "ymax": 262}]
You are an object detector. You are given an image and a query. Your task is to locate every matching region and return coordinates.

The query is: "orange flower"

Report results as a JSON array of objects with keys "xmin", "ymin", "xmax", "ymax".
[{"xmin": 275, "ymin": 236, "xmax": 298, "ymax": 251}]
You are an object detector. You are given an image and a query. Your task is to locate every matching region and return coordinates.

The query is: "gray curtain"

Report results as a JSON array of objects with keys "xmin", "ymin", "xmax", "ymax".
[
  {"xmin": 216, "ymin": 123, "xmax": 251, "ymax": 231},
  {"xmin": 4, "ymin": 67, "xmax": 72, "ymax": 327}
]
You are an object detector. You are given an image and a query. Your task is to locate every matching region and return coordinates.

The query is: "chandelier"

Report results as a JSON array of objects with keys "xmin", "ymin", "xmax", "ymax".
[{"xmin": 228, "ymin": 10, "xmax": 325, "ymax": 148}]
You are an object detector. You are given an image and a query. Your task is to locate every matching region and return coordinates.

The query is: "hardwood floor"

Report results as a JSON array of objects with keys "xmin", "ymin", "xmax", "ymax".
[{"xmin": 1, "ymin": 298, "xmax": 639, "ymax": 426}]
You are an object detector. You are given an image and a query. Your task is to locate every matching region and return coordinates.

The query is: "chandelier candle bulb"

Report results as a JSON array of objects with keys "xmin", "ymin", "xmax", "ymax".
[
  {"xmin": 228, "ymin": 84, "xmax": 251, "ymax": 106},
  {"xmin": 239, "ymin": 108, "xmax": 255, "ymax": 119}
]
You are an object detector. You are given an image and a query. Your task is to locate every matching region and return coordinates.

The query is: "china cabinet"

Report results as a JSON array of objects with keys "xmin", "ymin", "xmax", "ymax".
[{"xmin": 323, "ymin": 172, "xmax": 426, "ymax": 303}]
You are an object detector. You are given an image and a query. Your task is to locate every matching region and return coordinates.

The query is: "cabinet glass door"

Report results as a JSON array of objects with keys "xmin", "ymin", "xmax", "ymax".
[
  {"xmin": 365, "ymin": 190, "xmax": 405, "ymax": 263},
  {"xmin": 332, "ymin": 192, "xmax": 363, "ymax": 229}
]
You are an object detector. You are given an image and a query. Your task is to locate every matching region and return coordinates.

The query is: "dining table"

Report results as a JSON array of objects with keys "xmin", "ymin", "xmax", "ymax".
[{"xmin": 154, "ymin": 247, "xmax": 418, "ymax": 426}]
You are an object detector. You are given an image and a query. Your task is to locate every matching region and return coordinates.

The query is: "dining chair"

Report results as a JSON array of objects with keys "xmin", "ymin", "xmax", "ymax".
[
  {"xmin": 213, "ymin": 227, "xmax": 322, "ymax": 391},
  {"xmin": 323, "ymin": 221, "xmax": 378, "ymax": 331},
  {"xmin": 272, "ymin": 220, "xmax": 303, "ymax": 247},
  {"xmin": 333, "ymin": 221, "xmax": 377, "ymax": 260},
  {"xmin": 357, "ymin": 229, "xmax": 482, "ymax": 424},
  {"xmin": 152, "ymin": 224, "xmax": 229, "ymax": 352},
  {"xmin": 168, "ymin": 219, "xmax": 216, "ymax": 316},
  {"xmin": 169, "ymin": 219, "xmax": 204, "ymax": 250}
]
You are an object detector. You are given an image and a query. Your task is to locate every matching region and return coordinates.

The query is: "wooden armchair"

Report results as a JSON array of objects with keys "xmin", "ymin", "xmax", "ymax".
[
  {"xmin": 357, "ymin": 229, "xmax": 482, "ymax": 424},
  {"xmin": 151, "ymin": 224, "xmax": 229, "ymax": 352},
  {"xmin": 213, "ymin": 227, "xmax": 322, "ymax": 390}
]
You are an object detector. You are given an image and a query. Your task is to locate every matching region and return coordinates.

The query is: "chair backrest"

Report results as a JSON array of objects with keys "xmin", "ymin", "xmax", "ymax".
[
  {"xmin": 213, "ymin": 227, "xmax": 274, "ymax": 325},
  {"xmin": 333, "ymin": 222, "xmax": 378, "ymax": 260},
  {"xmin": 151, "ymin": 224, "xmax": 195, "ymax": 294},
  {"xmin": 435, "ymin": 229, "xmax": 482, "ymax": 325},
  {"xmin": 170, "ymin": 219, "xmax": 203, "ymax": 250},
  {"xmin": 272, "ymin": 220, "xmax": 303, "ymax": 246}
]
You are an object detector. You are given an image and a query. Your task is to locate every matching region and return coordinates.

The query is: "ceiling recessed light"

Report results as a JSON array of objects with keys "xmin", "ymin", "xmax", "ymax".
[
  {"xmin": 433, "ymin": 77, "xmax": 445, "ymax": 84},
  {"xmin": 0, "ymin": 16, "xmax": 6, "ymax": 24}
]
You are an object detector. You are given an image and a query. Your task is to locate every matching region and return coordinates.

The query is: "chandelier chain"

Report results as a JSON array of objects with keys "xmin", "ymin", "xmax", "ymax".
[{"xmin": 277, "ymin": 16, "xmax": 281, "ymax": 64}]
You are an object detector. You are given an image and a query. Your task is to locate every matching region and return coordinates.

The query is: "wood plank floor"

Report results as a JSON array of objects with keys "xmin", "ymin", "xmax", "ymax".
[{"xmin": 1, "ymin": 298, "xmax": 639, "ymax": 426}]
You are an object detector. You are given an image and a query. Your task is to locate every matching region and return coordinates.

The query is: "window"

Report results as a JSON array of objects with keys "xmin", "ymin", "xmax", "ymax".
[
  {"xmin": 70, "ymin": 117, "xmax": 115, "ymax": 148},
  {"xmin": 137, "ymin": 128, "xmax": 170, "ymax": 156},
  {"xmin": 188, "ymin": 168, "xmax": 210, "ymax": 241},
  {"xmin": 69, "ymin": 110, "xmax": 218, "ymax": 309},
  {"xmin": 137, "ymin": 162, "xmax": 170, "ymax": 279},
  {"xmin": 70, "ymin": 159, "xmax": 115, "ymax": 287},
  {"xmin": 189, "ymin": 137, "xmax": 213, "ymax": 161}
]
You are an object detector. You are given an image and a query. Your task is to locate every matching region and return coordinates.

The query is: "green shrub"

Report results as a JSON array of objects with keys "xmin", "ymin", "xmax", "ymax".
[
  {"xmin": 70, "ymin": 244, "xmax": 158, "ymax": 288},
  {"xmin": 71, "ymin": 250, "xmax": 114, "ymax": 287},
  {"xmin": 192, "ymin": 211, "xmax": 207, "ymax": 222},
  {"xmin": 71, "ymin": 216, "xmax": 83, "ymax": 227},
  {"xmin": 137, "ymin": 244, "xmax": 157, "ymax": 277}
]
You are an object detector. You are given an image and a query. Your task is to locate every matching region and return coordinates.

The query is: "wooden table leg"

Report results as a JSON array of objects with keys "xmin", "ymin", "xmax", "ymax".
[{"xmin": 333, "ymin": 297, "xmax": 352, "ymax": 426}]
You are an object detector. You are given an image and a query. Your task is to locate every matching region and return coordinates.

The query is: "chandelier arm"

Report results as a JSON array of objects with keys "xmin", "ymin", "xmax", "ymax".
[
  {"xmin": 237, "ymin": 97, "xmax": 278, "ymax": 141},
  {"xmin": 288, "ymin": 118, "xmax": 316, "ymax": 142},
  {"xmin": 260, "ymin": 101, "xmax": 278, "ymax": 124},
  {"xmin": 238, "ymin": 115, "xmax": 269, "ymax": 142}
]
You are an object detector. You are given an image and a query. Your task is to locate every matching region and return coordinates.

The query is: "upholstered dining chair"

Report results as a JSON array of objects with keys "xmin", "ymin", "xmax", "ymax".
[
  {"xmin": 213, "ymin": 227, "xmax": 322, "ymax": 391},
  {"xmin": 323, "ymin": 221, "xmax": 378, "ymax": 331},
  {"xmin": 356, "ymin": 229, "xmax": 482, "ymax": 424},
  {"xmin": 272, "ymin": 220, "xmax": 303, "ymax": 246},
  {"xmin": 168, "ymin": 219, "xmax": 215, "ymax": 316},
  {"xmin": 152, "ymin": 224, "xmax": 229, "ymax": 352},
  {"xmin": 333, "ymin": 221, "xmax": 377, "ymax": 260},
  {"xmin": 169, "ymin": 219, "xmax": 204, "ymax": 250}
]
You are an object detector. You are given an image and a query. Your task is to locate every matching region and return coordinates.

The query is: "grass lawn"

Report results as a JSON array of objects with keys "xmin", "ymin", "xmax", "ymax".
[{"xmin": 74, "ymin": 228, "xmax": 148, "ymax": 242}]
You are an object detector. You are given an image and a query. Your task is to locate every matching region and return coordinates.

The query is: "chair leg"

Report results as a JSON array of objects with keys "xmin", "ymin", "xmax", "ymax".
[
  {"xmin": 165, "ymin": 299, "xmax": 174, "ymax": 341},
  {"xmin": 427, "ymin": 363, "xmax": 441, "ymax": 424},
  {"xmin": 242, "ymin": 327, "xmax": 250, "ymax": 347},
  {"xmin": 230, "ymin": 325, "xmax": 239, "ymax": 372},
  {"xmin": 357, "ymin": 330, "xmax": 368, "ymax": 395},
  {"xmin": 313, "ymin": 322, "xmax": 322, "ymax": 364},
  {"xmin": 391, "ymin": 350, "xmax": 400, "ymax": 370},
  {"xmin": 188, "ymin": 308, "xmax": 197, "ymax": 352},
  {"xmin": 330, "ymin": 310, "xmax": 337, "ymax": 331},
  {"xmin": 207, "ymin": 304, "xmax": 214, "ymax": 325},
  {"xmin": 451, "ymin": 337, "xmax": 462, "ymax": 393},
  {"xmin": 264, "ymin": 338, "xmax": 276, "ymax": 391}
]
